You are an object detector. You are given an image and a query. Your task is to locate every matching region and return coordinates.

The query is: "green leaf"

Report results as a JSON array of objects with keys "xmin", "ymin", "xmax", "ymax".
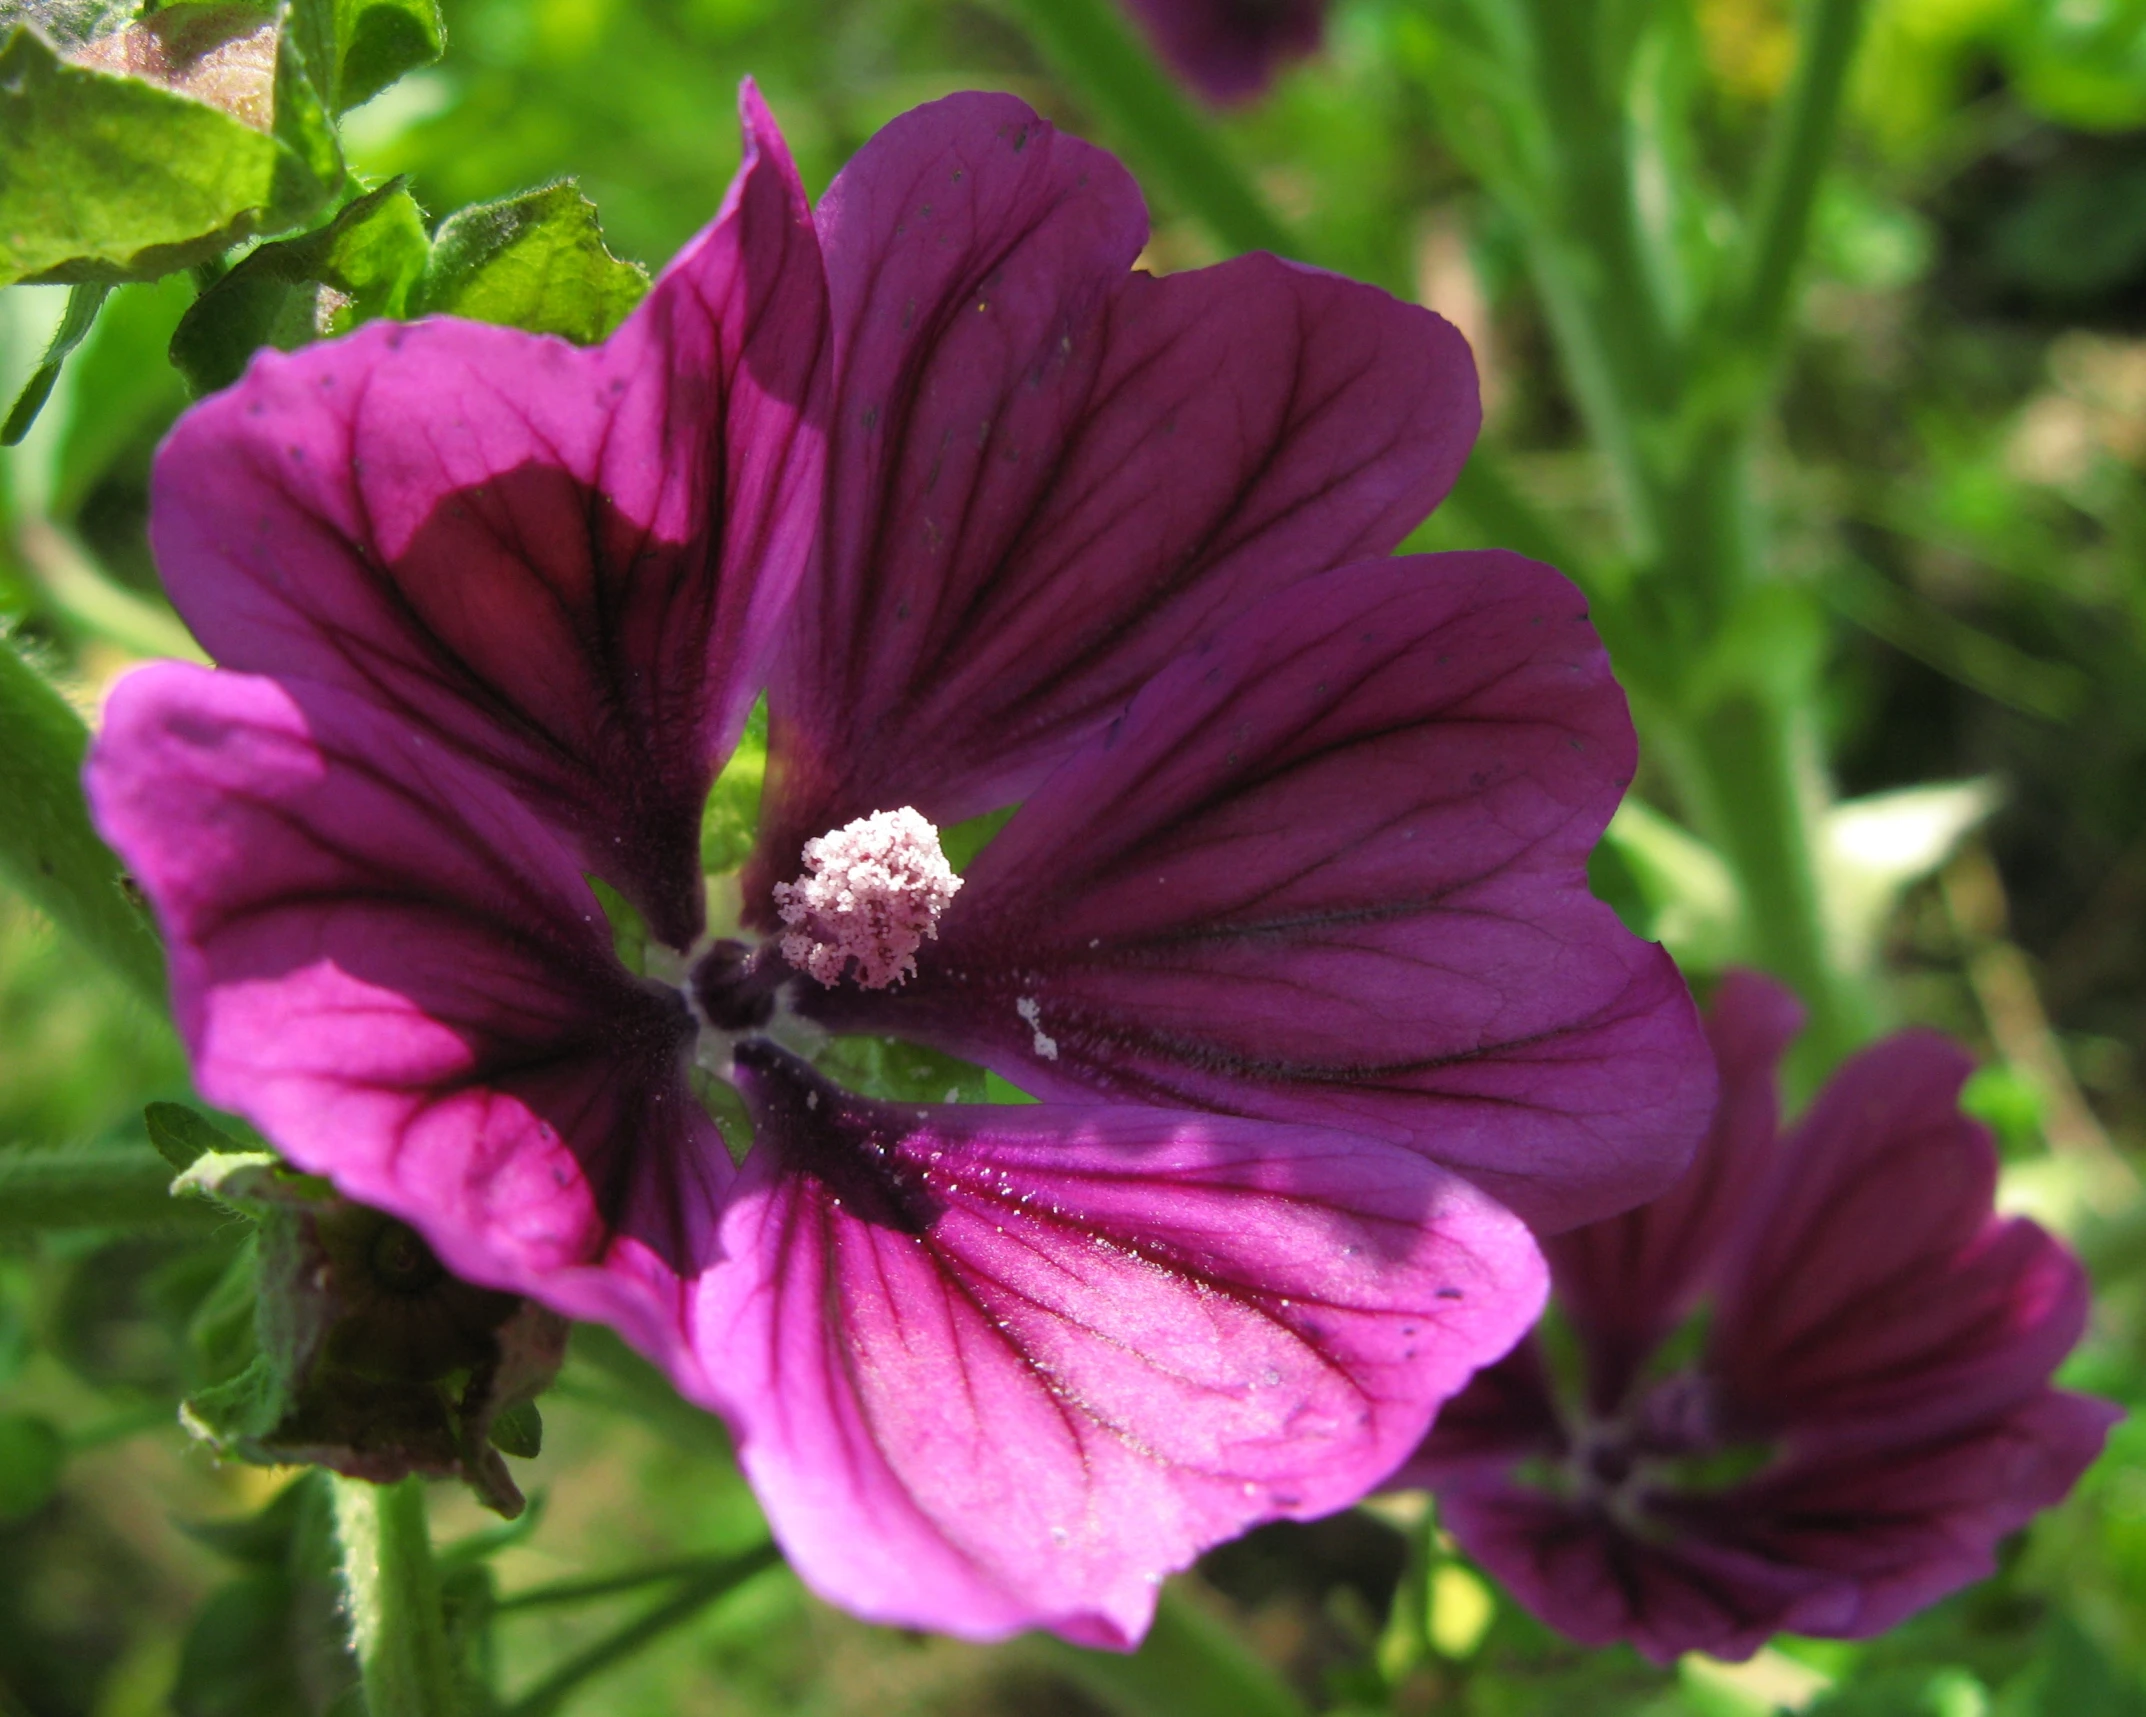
[
  {"xmin": 169, "ymin": 178, "xmax": 428, "ymax": 392},
  {"xmin": 145, "ymin": 1100, "xmax": 247, "ymax": 1172},
  {"xmin": 0, "ymin": 635, "xmax": 167, "ymax": 1003},
  {"xmin": 0, "ymin": 279, "xmax": 110, "ymax": 445},
  {"xmin": 0, "ymin": 19, "xmax": 287, "ymax": 287},
  {"xmin": 815, "ymin": 1036, "xmax": 990, "ymax": 1105},
  {"xmin": 265, "ymin": 1, "xmax": 346, "ymax": 223},
  {"xmin": 0, "ymin": 1411, "xmax": 64, "ymax": 1521},
  {"xmin": 330, "ymin": 0, "xmax": 441, "ymax": 110},
  {"xmin": 0, "ymin": 1, "xmax": 136, "ymax": 52},
  {"xmin": 418, "ymin": 181, "xmax": 647, "ymax": 343}
]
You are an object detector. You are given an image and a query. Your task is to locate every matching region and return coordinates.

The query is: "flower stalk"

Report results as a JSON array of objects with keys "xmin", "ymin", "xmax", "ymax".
[{"xmin": 332, "ymin": 1475, "xmax": 461, "ymax": 1717}]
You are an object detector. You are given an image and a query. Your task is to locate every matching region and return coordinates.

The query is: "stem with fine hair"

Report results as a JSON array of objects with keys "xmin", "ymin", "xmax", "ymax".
[{"xmin": 333, "ymin": 1476, "xmax": 462, "ymax": 1717}]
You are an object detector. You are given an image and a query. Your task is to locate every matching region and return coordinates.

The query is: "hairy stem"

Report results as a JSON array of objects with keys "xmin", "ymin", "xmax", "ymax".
[{"xmin": 333, "ymin": 1476, "xmax": 461, "ymax": 1717}]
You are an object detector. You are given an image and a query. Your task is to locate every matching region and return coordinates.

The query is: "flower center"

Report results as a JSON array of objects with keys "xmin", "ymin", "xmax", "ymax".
[{"xmin": 773, "ymin": 807, "xmax": 961, "ymax": 990}]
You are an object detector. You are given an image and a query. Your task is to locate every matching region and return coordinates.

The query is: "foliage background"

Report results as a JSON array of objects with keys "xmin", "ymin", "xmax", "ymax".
[{"xmin": 2, "ymin": 0, "xmax": 2145, "ymax": 1712}]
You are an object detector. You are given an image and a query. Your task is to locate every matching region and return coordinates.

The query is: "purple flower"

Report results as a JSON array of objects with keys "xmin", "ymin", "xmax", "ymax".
[
  {"xmin": 86, "ymin": 89, "xmax": 1709, "ymax": 1645},
  {"xmin": 1120, "ymin": 0, "xmax": 1330, "ymax": 104},
  {"xmin": 1399, "ymin": 972, "xmax": 2120, "ymax": 1664}
]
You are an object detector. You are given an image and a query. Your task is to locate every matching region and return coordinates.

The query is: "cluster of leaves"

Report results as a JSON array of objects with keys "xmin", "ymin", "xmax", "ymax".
[{"xmin": 2, "ymin": 0, "xmax": 646, "ymax": 435}]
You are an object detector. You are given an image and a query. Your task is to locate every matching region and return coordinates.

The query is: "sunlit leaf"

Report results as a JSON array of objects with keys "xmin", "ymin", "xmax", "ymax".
[
  {"xmin": 168, "ymin": 178, "xmax": 428, "ymax": 392},
  {"xmin": 417, "ymin": 180, "xmax": 647, "ymax": 343},
  {"xmin": 0, "ymin": 21, "xmax": 285, "ymax": 287}
]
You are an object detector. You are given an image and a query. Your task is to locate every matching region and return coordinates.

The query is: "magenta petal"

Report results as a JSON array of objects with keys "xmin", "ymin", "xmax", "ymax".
[
  {"xmin": 1123, "ymin": 0, "xmax": 1329, "ymax": 104},
  {"xmin": 150, "ymin": 85, "xmax": 828, "ymax": 950},
  {"xmin": 696, "ymin": 1043, "xmax": 1546, "ymax": 1646},
  {"xmin": 85, "ymin": 664, "xmax": 731, "ymax": 1390},
  {"xmin": 1709, "ymin": 1031, "xmax": 2092, "ymax": 1438},
  {"xmin": 819, "ymin": 553, "xmax": 1712, "ymax": 1233},
  {"xmin": 753, "ymin": 92, "xmax": 1477, "ymax": 889},
  {"xmin": 1547, "ymin": 971, "xmax": 1803, "ymax": 1405}
]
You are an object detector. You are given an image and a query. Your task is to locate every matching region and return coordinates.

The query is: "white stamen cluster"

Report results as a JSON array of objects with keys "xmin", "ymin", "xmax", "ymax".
[{"xmin": 774, "ymin": 806, "xmax": 962, "ymax": 990}]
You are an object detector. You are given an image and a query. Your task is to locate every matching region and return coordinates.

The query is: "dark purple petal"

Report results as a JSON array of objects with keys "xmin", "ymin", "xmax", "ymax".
[
  {"xmin": 150, "ymin": 86, "xmax": 828, "ymax": 950},
  {"xmin": 750, "ymin": 92, "xmax": 1477, "ymax": 892},
  {"xmin": 694, "ymin": 1042, "xmax": 1545, "ymax": 1647},
  {"xmin": 85, "ymin": 665, "xmax": 730, "ymax": 1391},
  {"xmin": 1431, "ymin": 1487, "xmax": 1860, "ymax": 1665},
  {"xmin": 1122, "ymin": 0, "xmax": 1329, "ymax": 104},
  {"xmin": 1547, "ymin": 971, "xmax": 1803, "ymax": 1407},
  {"xmin": 1661, "ymin": 1389, "xmax": 2120, "ymax": 1644},
  {"xmin": 1708, "ymin": 1032, "xmax": 2092, "ymax": 1440},
  {"xmin": 815, "ymin": 553, "xmax": 1712, "ymax": 1233}
]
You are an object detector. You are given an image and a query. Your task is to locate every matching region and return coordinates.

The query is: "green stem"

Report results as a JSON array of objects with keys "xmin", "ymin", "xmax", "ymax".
[
  {"xmin": 493, "ymin": 1554, "xmax": 759, "ymax": 1615},
  {"xmin": 0, "ymin": 639, "xmax": 167, "ymax": 1007},
  {"xmin": 497, "ymin": 1545, "xmax": 782, "ymax": 1717},
  {"xmin": 997, "ymin": 0, "xmax": 1298, "ymax": 260},
  {"xmin": 1035, "ymin": 1585, "xmax": 1307, "ymax": 1717},
  {"xmin": 1507, "ymin": 0, "xmax": 1682, "ymax": 555},
  {"xmin": 333, "ymin": 1476, "xmax": 461, "ymax": 1717},
  {"xmin": 1730, "ymin": 0, "xmax": 1872, "ymax": 368},
  {"xmin": 1668, "ymin": 692, "xmax": 1873, "ymax": 1089},
  {"xmin": 0, "ymin": 1145, "xmax": 218, "ymax": 1236}
]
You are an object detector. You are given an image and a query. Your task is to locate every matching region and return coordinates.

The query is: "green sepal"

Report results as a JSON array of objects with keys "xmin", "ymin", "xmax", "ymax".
[
  {"xmin": 174, "ymin": 1160, "xmax": 569, "ymax": 1518},
  {"xmin": 487, "ymin": 1398, "xmax": 542, "ymax": 1459},
  {"xmin": 417, "ymin": 181, "xmax": 648, "ymax": 345},
  {"xmin": 0, "ymin": 280, "xmax": 112, "ymax": 445},
  {"xmin": 815, "ymin": 1036, "xmax": 991, "ymax": 1106},
  {"xmin": 586, "ymin": 873, "xmax": 651, "ymax": 977},
  {"xmin": 700, "ymin": 697, "xmax": 767, "ymax": 877},
  {"xmin": 169, "ymin": 177, "xmax": 428, "ymax": 392},
  {"xmin": 0, "ymin": 18, "xmax": 286, "ymax": 287},
  {"xmin": 145, "ymin": 1100, "xmax": 248, "ymax": 1171}
]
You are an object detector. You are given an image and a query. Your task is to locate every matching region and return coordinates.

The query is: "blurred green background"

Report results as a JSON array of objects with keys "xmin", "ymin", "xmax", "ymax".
[{"xmin": 3, "ymin": 0, "xmax": 2145, "ymax": 1711}]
